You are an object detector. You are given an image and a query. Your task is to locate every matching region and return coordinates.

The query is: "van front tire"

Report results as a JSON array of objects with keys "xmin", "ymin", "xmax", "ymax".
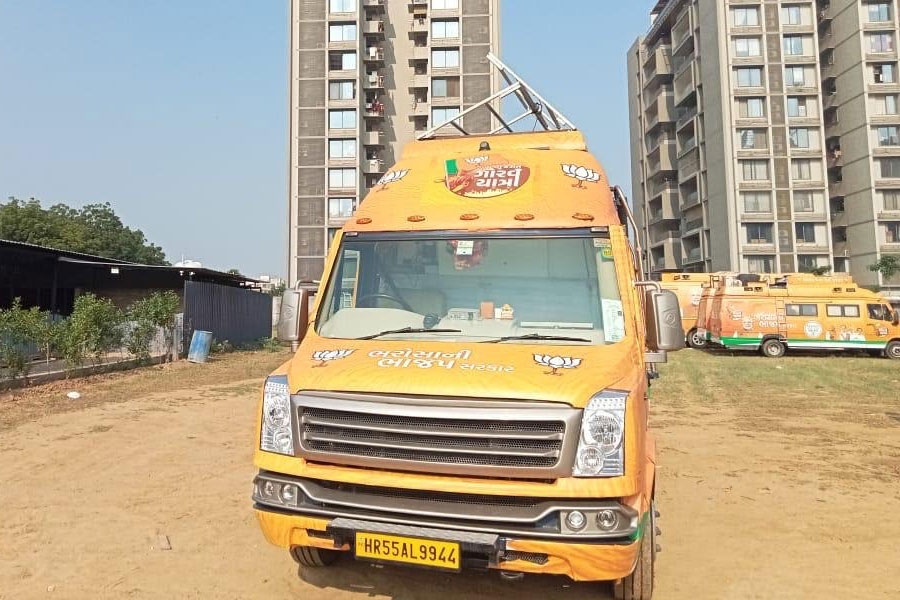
[
  {"xmin": 290, "ymin": 545, "xmax": 340, "ymax": 567},
  {"xmin": 761, "ymin": 339, "xmax": 786, "ymax": 358},
  {"xmin": 613, "ymin": 507, "xmax": 655, "ymax": 600},
  {"xmin": 686, "ymin": 328, "xmax": 707, "ymax": 349},
  {"xmin": 885, "ymin": 340, "xmax": 900, "ymax": 359}
]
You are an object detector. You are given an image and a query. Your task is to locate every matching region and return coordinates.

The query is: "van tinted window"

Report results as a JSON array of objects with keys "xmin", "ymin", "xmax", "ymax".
[
  {"xmin": 786, "ymin": 303, "xmax": 817, "ymax": 316},
  {"xmin": 826, "ymin": 304, "xmax": 860, "ymax": 317}
]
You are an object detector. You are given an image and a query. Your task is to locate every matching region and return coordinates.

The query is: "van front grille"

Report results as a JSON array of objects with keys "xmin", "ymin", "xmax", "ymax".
[{"xmin": 294, "ymin": 393, "xmax": 581, "ymax": 479}]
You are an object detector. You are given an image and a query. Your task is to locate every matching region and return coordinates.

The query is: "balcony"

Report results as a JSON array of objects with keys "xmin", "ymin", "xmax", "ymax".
[
  {"xmin": 364, "ymin": 101, "xmax": 385, "ymax": 118},
  {"xmin": 878, "ymin": 209, "xmax": 900, "ymax": 220},
  {"xmin": 672, "ymin": 12, "xmax": 693, "ymax": 54},
  {"xmin": 683, "ymin": 217, "xmax": 704, "ymax": 233},
  {"xmin": 643, "ymin": 45, "xmax": 673, "ymax": 89},
  {"xmin": 410, "ymin": 18, "xmax": 428, "ymax": 33},
  {"xmin": 678, "ymin": 147, "xmax": 701, "ymax": 180},
  {"xmin": 363, "ymin": 158, "xmax": 385, "ymax": 174},
  {"xmin": 831, "ymin": 210, "xmax": 847, "ymax": 227},
  {"xmin": 364, "ymin": 46, "xmax": 385, "ymax": 62},
  {"xmin": 680, "ymin": 190, "xmax": 701, "ymax": 210},
  {"xmin": 363, "ymin": 130, "xmax": 383, "ymax": 146},
  {"xmin": 363, "ymin": 20, "xmax": 385, "ymax": 36},
  {"xmin": 741, "ymin": 211, "xmax": 775, "ymax": 222},
  {"xmin": 648, "ymin": 189, "xmax": 679, "ymax": 224},
  {"xmin": 363, "ymin": 71, "xmax": 385, "ymax": 89},
  {"xmin": 409, "ymin": 73, "xmax": 429, "ymax": 89},
  {"xmin": 683, "ymin": 246, "xmax": 704, "ymax": 264},
  {"xmin": 411, "ymin": 101, "xmax": 429, "ymax": 117},
  {"xmin": 832, "ymin": 240, "xmax": 850, "ymax": 257},
  {"xmin": 648, "ymin": 237, "xmax": 682, "ymax": 272},
  {"xmin": 647, "ymin": 141, "xmax": 677, "ymax": 178},
  {"xmin": 362, "ymin": 0, "xmax": 384, "ymax": 6},
  {"xmin": 673, "ymin": 63, "xmax": 696, "ymax": 105},
  {"xmin": 828, "ymin": 179, "xmax": 845, "ymax": 198},
  {"xmin": 412, "ymin": 46, "xmax": 430, "ymax": 61},
  {"xmin": 742, "ymin": 242, "xmax": 777, "ymax": 254}
]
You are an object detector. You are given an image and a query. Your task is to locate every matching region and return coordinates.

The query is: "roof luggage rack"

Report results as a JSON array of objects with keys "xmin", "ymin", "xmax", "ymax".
[{"xmin": 417, "ymin": 53, "xmax": 577, "ymax": 140}]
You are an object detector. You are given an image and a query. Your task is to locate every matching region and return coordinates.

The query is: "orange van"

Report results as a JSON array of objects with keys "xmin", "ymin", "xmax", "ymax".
[
  {"xmin": 707, "ymin": 278, "xmax": 900, "ymax": 358},
  {"xmin": 254, "ymin": 125, "xmax": 685, "ymax": 599}
]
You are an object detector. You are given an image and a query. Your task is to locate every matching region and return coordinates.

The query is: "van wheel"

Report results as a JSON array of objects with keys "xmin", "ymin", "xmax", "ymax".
[
  {"xmin": 613, "ymin": 505, "xmax": 655, "ymax": 600},
  {"xmin": 290, "ymin": 545, "xmax": 340, "ymax": 567},
  {"xmin": 885, "ymin": 341, "xmax": 900, "ymax": 359},
  {"xmin": 761, "ymin": 339, "xmax": 786, "ymax": 358},
  {"xmin": 687, "ymin": 329, "xmax": 707, "ymax": 349}
]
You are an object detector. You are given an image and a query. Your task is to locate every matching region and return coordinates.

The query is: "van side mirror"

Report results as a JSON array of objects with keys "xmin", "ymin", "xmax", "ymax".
[
  {"xmin": 276, "ymin": 289, "xmax": 310, "ymax": 344},
  {"xmin": 645, "ymin": 288, "xmax": 685, "ymax": 353}
]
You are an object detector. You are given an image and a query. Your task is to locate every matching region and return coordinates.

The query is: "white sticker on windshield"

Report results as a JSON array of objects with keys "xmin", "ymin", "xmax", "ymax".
[
  {"xmin": 602, "ymin": 299, "xmax": 625, "ymax": 343},
  {"xmin": 455, "ymin": 240, "xmax": 474, "ymax": 256}
]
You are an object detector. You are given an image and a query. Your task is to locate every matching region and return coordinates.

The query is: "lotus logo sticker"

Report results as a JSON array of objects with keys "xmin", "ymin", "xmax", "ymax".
[
  {"xmin": 444, "ymin": 156, "xmax": 530, "ymax": 198},
  {"xmin": 377, "ymin": 169, "xmax": 409, "ymax": 189},
  {"xmin": 561, "ymin": 164, "xmax": 601, "ymax": 188},
  {"xmin": 533, "ymin": 354, "xmax": 583, "ymax": 376},
  {"xmin": 804, "ymin": 321, "xmax": 823, "ymax": 338},
  {"xmin": 312, "ymin": 349, "xmax": 355, "ymax": 367}
]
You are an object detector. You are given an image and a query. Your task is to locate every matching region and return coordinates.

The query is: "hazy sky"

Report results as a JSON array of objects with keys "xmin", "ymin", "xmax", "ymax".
[{"xmin": 0, "ymin": 1, "xmax": 653, "ymax": 277}]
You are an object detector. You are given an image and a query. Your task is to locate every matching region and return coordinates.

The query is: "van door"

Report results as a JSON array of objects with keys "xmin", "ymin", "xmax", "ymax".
[
  {"xmin": 865, "ymin": 302, "xmax": 892, "ymax": 346},
  {"xmin": 824, "ymin": 303, "xmax": 866, "ymax": 348}
]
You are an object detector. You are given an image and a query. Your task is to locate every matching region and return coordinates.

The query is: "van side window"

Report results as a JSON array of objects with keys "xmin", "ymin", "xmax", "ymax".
[
  {"xmin": 827, "ymin": 304, "xmax": 860, "ymax": 317},
  {"xmin": 786, "ymin": 303, "xmax": 817, "ymax": 316},
  {"xmin": 868, "ymin": 303, "xmax": 887, "ymax": 320}
]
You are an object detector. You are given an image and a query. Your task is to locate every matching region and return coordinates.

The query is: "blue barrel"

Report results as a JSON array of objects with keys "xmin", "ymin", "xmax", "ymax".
[{"xmin": 187, "ymin": 330, "xmax": 213, "ymax": 363}]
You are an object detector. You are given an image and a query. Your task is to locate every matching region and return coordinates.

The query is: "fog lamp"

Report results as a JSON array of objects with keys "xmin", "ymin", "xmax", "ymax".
[
  {"xmin": 597, "ymin": 509, "xmax": 619, "ymax": 531},
  {"xmin": 280, "ymin": 484, "xmax": 297, "ymax": 504},
  {"xmin": 565, "ymin": 510, "xmax": 587, "ymax": 531}
]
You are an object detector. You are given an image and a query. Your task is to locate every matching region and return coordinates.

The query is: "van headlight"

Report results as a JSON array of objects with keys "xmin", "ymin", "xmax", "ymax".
[
  {"xmin": 260, "ymin": 376, "xmax": 294, "ymax": 455},
  {"xmin": 573, "ymin": 390, "xmax": 626, "ymax": 477}
]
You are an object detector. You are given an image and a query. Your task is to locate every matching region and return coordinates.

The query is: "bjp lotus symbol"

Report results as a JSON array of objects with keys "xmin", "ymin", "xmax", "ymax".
[
  {"xmin": 312, "ymin": 349, "xmax": 354, "ymax": 367},
  {"xmin": 377, "ymin": 169, "xmax": 409, "ymax": 189},
  {"xmin": 533, "ymin": 354, "xmax": 583, "ymax": 376},
  {"xmin": 561, "ymin": 164, "xmax": 601, "ymax": 188}
]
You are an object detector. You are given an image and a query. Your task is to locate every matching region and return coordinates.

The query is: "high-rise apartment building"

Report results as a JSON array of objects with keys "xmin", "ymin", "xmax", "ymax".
[
  {"xmin": 288, "ymin": 0, "xmax": 501, "ymax": 285},
  {"xmin": 628, "ymin": 0, "xmax": 900, "ymax": 295}
]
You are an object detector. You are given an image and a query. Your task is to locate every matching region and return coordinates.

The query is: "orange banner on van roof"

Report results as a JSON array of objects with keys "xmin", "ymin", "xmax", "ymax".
[{"xmin": 344, "ymin": 131, "xmax": 620, "ymax": 233}]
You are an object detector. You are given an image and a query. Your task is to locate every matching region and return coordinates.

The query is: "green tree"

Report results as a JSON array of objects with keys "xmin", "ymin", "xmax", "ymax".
[
  {"xmin": 868, "ymin": 255, "xmax": 900, "ymax": 282},
  {"xmin": 0, "ymin": 197, "xmax": 167, "ymax": 265},
  {"xmin": 809, "ymin": 266, "xmax": 832, "ymax": 276}
]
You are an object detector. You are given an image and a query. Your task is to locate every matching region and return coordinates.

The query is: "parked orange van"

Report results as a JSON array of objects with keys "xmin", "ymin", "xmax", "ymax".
[
  {"xmin": 254, "ymin": 128, "xmax": 684, "ymax": 599},
  {"xmin": 707, "ymin": 277, "xmax": 900, "ymax": 358}
]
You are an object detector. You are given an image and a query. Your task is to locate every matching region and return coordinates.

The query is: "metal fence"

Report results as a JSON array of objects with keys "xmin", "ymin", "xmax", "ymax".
[{"xmin": 182, "ymin": 281, "xmax": 272, "ymax": 348}]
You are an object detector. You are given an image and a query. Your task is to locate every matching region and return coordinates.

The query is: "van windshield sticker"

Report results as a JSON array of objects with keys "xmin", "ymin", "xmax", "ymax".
[{"xmin": 601, "ymin": 299, "xmax": 625, "ymax": 342}]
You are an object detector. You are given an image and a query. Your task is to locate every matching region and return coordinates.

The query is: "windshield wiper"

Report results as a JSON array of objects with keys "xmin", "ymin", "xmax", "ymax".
[
  {"xmin": 356, "ymin": 327, "xmax": 463, "ymax": 340},
  {"xmin": 480, "ymin": 333, "xmax": 592, "ymax": 344}
]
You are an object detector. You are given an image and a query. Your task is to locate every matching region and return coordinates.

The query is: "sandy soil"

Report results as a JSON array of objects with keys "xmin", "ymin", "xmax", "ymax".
[{"xmin": 1, "ymin": 355, "xmax": 898, "ymax": 599}]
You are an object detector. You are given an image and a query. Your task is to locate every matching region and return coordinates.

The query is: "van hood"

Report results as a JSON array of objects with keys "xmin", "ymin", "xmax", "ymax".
[{"xmin": 285, "ymin": 334, "xmax": 640, "ymax": 409}]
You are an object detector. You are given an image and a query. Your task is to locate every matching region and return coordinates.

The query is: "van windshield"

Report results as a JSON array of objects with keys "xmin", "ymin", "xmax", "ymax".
[{"xmin": 315, "ymin": 235, "xmax": 626, "ymax": 345}]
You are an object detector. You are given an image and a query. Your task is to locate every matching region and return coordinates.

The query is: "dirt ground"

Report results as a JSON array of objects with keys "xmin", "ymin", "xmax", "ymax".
[{"xmin": 0, "ymin": 349, "xmax": 898, "ymax": 599}]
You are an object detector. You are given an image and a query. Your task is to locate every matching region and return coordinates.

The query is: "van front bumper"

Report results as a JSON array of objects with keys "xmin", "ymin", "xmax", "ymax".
[{"xmin": 252, "ymin": 471, "xmax": 643, "ymax": 582}]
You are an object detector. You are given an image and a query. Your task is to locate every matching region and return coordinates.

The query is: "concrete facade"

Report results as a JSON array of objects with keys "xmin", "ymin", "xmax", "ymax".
[{"xmin": 288, "ymin": 0, "xmax": 501, "ymax": 286}]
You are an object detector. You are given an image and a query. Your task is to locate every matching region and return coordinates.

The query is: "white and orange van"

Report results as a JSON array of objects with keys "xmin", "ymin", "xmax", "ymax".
[
  {"xmin": 253, "ymin": 126, "xmax": 685, "ymax": 599},
  {"xmin": 707, "ymin": 277, "xmax": 900, "ymax": 358}
]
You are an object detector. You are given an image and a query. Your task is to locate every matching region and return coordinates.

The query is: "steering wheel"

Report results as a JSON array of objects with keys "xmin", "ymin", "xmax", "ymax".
[{"xmin": 356, "ymin": 293, "xmax": 415, "ymax": 313}]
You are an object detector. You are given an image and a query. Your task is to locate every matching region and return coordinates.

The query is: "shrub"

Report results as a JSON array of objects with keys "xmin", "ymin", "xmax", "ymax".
[
  {"xmin": 0, "ymin": 299, "xmax": 42, "ymax": 378},
  {"xmin": 61, "ymin": 293, "xmax": 124, "ymax": 368},
  {"xmin": 126, "ymin": 291, "xmax": 180, "ymax": 362}
]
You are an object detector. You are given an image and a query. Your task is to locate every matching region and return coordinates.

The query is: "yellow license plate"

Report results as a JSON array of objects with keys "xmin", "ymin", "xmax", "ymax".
[{"xmin": 355, "ymin": 532, "xmax": 461, "ymax": 571}]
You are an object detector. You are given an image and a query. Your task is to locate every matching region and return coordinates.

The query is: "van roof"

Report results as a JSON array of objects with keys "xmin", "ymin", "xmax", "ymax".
[{"xmin": 344, "ymin": 131, "xmax": 620, "ymax": 234}]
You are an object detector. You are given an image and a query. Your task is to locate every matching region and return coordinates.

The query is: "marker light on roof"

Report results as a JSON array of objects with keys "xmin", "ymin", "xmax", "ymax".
[
  {"xmin": 573, "ymin": 213, "xmax": 595, "ymax": 221},
  {"xmin": 514, "ymin": 213, "xmax": 534, "ymax": 221},
  {"xmin": 407, "ymin": 215, "xmax": 425, "ymax": 222},
  {"xmin": 355, "ymin": 217, "xmax": 372, "ymax": 225},
  {"xmin": 460, "ymin": 213, "xmax": 479, "ymax": 221}
]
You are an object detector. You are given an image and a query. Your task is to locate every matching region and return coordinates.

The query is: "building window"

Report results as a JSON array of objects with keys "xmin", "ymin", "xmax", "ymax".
[
  {"xmin": 432, "ymin": 77, "xmax": 460, "ymax": 97},
  {"xmin": 794, "ymin": 191, "xmax": 815, "ymax": 212},
  {"xmin": 869, "ymin": 2, "xmax": 892, "ymax": 22},
  {"xmin": 739, "ymin": 129, "xmax": 767, "ymax": 149},
  {"xmin": 328, "ymin": 139, "xmax": 356, "ymax": 159},
  {"xmin": 826, "ymin": 304, "xmax": 861, "ymax": 317},
  {"xmin": 868, "ymin": 33, "xmax": 895, "ymax": 53},
  {"xmin": 781, "ymin": 5, "xmax": 802, "ymax": 25},
  {"xmin": 792, "ymin": 159, "xmax": 812, "ymax": 180},
  {"xmin": 739, "ymin": 97, "xmax": 766, "ymax": 118},
  {"xmin": 432, "ymin": 106, "xmax": 461, "ymax": 125},
  {"xmin": 732, "ymin": 7, "xmax": 760, "ymax": 26},
  {"xmin": 785, "ymin": 66, "xmax": 806, "ymax": 87},
  {"xmin": 878, "ymin": 125, "xmax": 900, "ymax": 146},
  {"xmin": 734, "ymin": 37, "xmax": 761, "ymax": 57},
  {"xmin": 431, "ymin": 19, "xmax": 459, "ymax": 39},
  {"xmin": 786, "ymin": 303, "xmax": 818, "ymax": 317},
  {"xmin": 736, "ymin": 67, "xmax": 763, "ymax": 87},
  {"xmin": 881, "ymin": 157, "xmax": 900, "ymax": 177},
  {"xmin": 328, "ymin": 80, "xmax": 355, "ymax": 100},
  {"xmin": 884, "ymin": 190, "xmax": 900, "ymax": 210},
  {"xmin": 329, "ymin": 51, "xmax": 357, "ymax": 71},
  {"xmin": 328, "ymin": 168, "xmax": 356, "ymax": 189},
  {"xmin": 432, "ymin": 0, "xmax": 459, "ymax": 9},
  {"xmin": 743, "ymin": 191, "xmax": 772, "ymax": 213},
  {"xmin": 795, "ymin": 222, "xmax": 816, "ymax": 243},
  {"xmin": 789, "ymin": 127, "xmax": 810, "ymax": 148},
  {"xmin": 748, "ymin": 256, "xmax": 775, "ymax": 273},
  {"xmin": 783, "ymin": 36, "xmax": 804, "ymax": 56},
  {"xmin": 329, "ymin": 0, "xmax": 354, "ymax": 13},
  {"xmin": 746, "ymin": 223, "xmax": 773, "ymax": 244},
  {"xmin": 742, "ymin": 159, "xmax": 769, "ymax": 180},
  {"xmin": 874, "ymin": 63, "xmax": 896, "ymax": 83},
  {"xmin": 329, "ymin": 23, "xmax": 357, "ymax": 41},
  {"xmin": 431, "ymin": 49, "xmax": 460, "ymax": 68},
  {"xmin": 887, "ymin": 222, "xmax": 900, "ymax": 243},
  {"xmin": 328, "ymin": 197, "xmax": 357, "ymax": 219},
  {"xmin": 787, "ymin": 97, "xmax": 808, "ymax": 117},
  {"xmin": 328, "ymin": 109, "xmax": 356, "ymax": 129}
]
